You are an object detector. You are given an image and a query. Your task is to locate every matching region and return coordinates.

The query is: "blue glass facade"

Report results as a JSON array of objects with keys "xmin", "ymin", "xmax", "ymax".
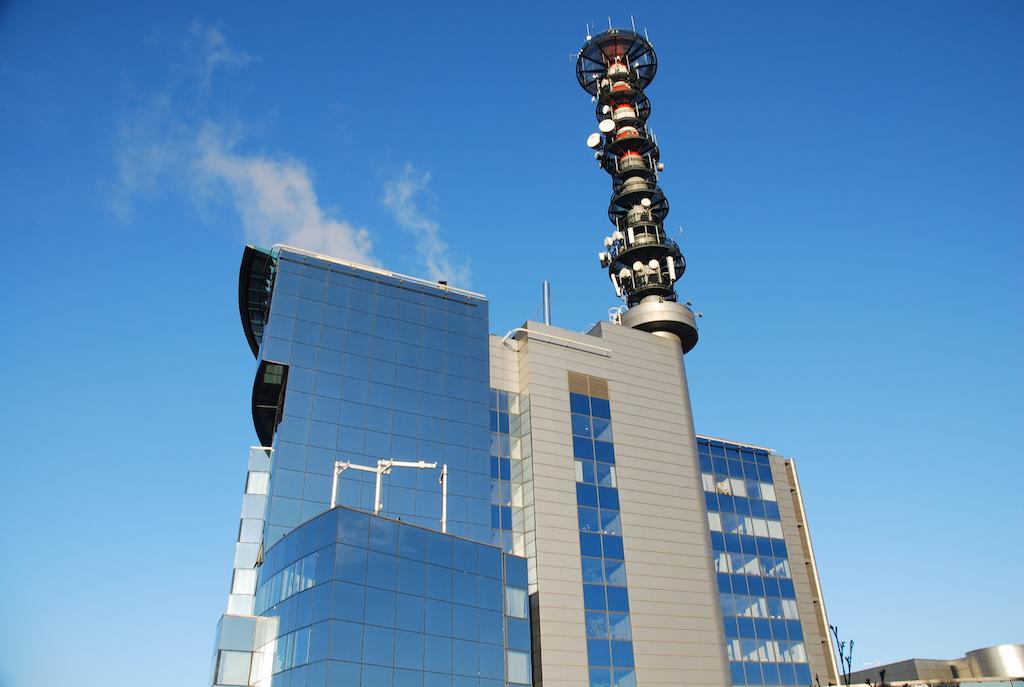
[
  {"xmin": 247, "ymin": 506, "xmax": 531, "ymax": 687},
  {"xmin": 697, "ymin": 437, "xmax": 812, "ymax": 687},
  {"xmin": 568, "ymin": 373, "xmax": 636, "ymax": 687},
  {"xmin": 252, "ymin": 247, "xmax": 493, "ymax": 549},
  {"xmin": 490, "ymin": 389, "xmax": 526, "ymax": 554}
]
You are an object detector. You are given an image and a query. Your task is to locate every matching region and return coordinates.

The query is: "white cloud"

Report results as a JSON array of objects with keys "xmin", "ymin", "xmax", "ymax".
[
  {"xmin": 115, "ymin": 24, "xmax": 467, "ymax": 279},
  {"xmin": 383, "ymin": 164, "xmax": 470, "ymax": 286},
  {"xmin": 110, "ymin": 94, "xmax": 192, "ymax": 223},
  {"xmin": 193, "ymin": 124, "xmax": 375, "ymax": 263},
  {"xmin": 112, "ymin": 25, "xmax": 378, "ymax": 267},
  {"xmin": 188, "ymin": 22, "xmax": 257, "ymax": 91}
]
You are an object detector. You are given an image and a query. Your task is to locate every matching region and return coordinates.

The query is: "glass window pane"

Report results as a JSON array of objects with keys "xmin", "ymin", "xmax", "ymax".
[
  {"xmin": 707, "ymin": 512, "xmax": 722, "ymax": 532},
  {"xmin": 613, "ymin": 667, "xmax": 637, "ymax": 687},
  {"xmin": 505, "ymin": 587, "xmax": 528, "ymax": 619},
  {"xmin": 583, "ymin": 584, "xmax": 606, "ymax": 610},
  {"xmin": 594, "ymin": 441, "xmax": 615, "ymax": 463},
  {"xmin": 572, "ymin": 414, "xmax": 593, "ymax": 438},
  {"xmin": 246, "ymin": 472, "xmax": 270, "ymax": 495},
  {"xmin": 590, "ymin": 667, "xmax": 612, "ymax": 687},
  {"xmin": 508, "ymin": 650, "xmax": 531, "ymax": 685},
  {"xmin": 610, "ymin": 640, "xmax": 634, "ymax": 667},
  {"xmin": 596, "ymin": 463, "xmax": 616, "ymax": 487},
  {"xmin": 599, "ymin": 510, "xmax": 621, "ymax": 536},
  {"xmin": 232, "ymin": 568, "xmax": 258, "ymax": 595},
  {"xmin": 604, "ymin": 560, "xmax": 627, "ymax": 586},
  {"xmin": 606, "ymin": 586, "xmax": 629, "ymax": 612},
  {"xmin": 587, "ymin": 638, "xmax": 611, "ymax": 666},
  {"xmin": 569, "ymin": 393, "xmax": 590, "ymax": 415},
  {"xmin": 581, "ymin": 557, "xmax": 604, "ymax": 584},
  {"xmin": 586, "ymin": 610, "xmax": 609, "ymax": 638},
  {"xmin": 578, "ymin": 507, "xmax": 601, "ymax": 533},
  {"xmin": 590, "ymin": 397, "xmax": 611, "ymax": 419},
  {"xmin": 608, "ymin": 612, "xmax": 632, "ymax": 640},
  {"xmin": 573, "ymin": 436, "xmax": 594, "ymax": 459},
  {"xmin": 592, "ymin": 418, "xmax": 613, "ymax": 443},
  {"xmin": 602, "ymin": 535, "xmax": 624, "ymax": 560},
  {"xmin": 216, "ymin": 650, "xmax": 251, "ymax": 685},
  {"xmin": 576, "ymin": 483, "xmax": 598, "ymax": 508}
]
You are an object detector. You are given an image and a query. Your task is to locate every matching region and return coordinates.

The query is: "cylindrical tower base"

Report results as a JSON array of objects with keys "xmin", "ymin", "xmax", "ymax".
[{"xmin": 620, "ymin": 300, "xmax": 698, "ymax": 353}]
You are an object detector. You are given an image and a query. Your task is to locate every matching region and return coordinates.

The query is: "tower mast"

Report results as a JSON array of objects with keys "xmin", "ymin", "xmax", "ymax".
[{"xmin": 577, "ymin": 28, "xmax": 699, "ymax": 351}]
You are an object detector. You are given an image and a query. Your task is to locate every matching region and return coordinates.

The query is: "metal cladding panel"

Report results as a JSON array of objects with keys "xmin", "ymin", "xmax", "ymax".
[
  {"xmin": 510, "ymin": 321, "xmax": 730, "ymax": 687},
  {"xmin": 967, "ymin": 645, "xmax": 1024, "ymax": 679}
]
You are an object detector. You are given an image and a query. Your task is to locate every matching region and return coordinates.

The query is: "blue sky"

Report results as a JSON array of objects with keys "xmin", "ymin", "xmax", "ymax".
[{"xmin": 1, "ymin": 1, "xmax": 1021, "ymax": 685}]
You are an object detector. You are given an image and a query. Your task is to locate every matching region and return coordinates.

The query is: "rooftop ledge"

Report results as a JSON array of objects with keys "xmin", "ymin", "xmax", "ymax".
[{"xmin": 272, "ymin": 243, "xmax": 487, "ymax": 301}]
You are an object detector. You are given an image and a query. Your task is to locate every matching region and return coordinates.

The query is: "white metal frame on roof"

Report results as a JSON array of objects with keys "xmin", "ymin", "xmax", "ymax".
[
  {"xmin": 330, "ymin": 459, "xmax": 450, "ymax": 534},
  {"xmin": 273, "ymin": 244, "xmax": 486, "ymax": 300}
]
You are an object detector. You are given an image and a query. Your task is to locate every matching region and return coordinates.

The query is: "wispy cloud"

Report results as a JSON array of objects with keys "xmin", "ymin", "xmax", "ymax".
[
  {"xmin": 187, "ymin": 22, "xmax": 257, "ymax": 91},
  {"xmin": 383, "ymin": 164, "xmax": 470, "ymax": 285},
  {"xmin": 194, "ymin": 124, "xmax": 375, "ymax": 263},
  {"xmin": 112, "ymin": 23, "xmax": 377, "ymax": 266}
]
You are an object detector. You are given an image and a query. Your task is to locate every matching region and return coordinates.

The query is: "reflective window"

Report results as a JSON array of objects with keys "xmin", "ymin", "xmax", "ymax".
[
  {"xmin": 698, "ymin": 436, "xmax": 809, "ymax": 686},
  {"xmin": 258, "ymin": 249, "xmax": 495, "ymax": 551},
  {"xmin": 508, "ymin": 649, "xmax": 532, "ymax": 685},
  {"xmin": 246, "ymin": 471, "xmax": 270, "ymax": 495},
  {"xmin": 252, "ymin": 506, "xmax": 530, "ymax": 685},
  {"xmin": 489, "ymin": 388, "xmax": 524, "ymax": 553},
  {"xmin": 567, "ymin": 372, "xmax": 636, "ymax": 686},
  {"xmin": 505, "ymin": 587, "xmax": 528, "ymax": 619},
  {"xmin": 216, "ymin": 650, "xmax": 251, "ymax": 686}
]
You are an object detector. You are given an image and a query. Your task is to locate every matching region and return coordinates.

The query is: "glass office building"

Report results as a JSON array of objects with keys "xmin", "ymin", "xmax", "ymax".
[
  {"xmin": 210, "ymin": 244, "xmax": 837, "ymax": 687},
  {"xmin": 242, "ymin": 245, "xmax": 492, "ymax": 548}
]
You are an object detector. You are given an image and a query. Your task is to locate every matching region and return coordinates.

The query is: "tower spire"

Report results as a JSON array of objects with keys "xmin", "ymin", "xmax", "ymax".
[{"xmin": 576, "ymin": 27, "xmax": 699, "ymax": 352}]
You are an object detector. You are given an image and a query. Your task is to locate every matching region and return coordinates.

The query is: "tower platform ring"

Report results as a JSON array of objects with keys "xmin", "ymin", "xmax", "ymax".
[{"xmin": 577, "ymin": 29, "xmax": 658, "ymax": 96}]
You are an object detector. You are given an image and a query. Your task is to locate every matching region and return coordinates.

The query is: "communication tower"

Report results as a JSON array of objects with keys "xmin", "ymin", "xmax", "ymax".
[{"xmin": 577, "ymin": 28, "xmax": 699, "ymax": 351}]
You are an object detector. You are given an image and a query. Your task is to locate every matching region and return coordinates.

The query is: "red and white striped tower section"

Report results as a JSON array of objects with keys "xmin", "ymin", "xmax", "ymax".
[{"xmin": 577, "ymin": 28, "xmax": 699, "ymax": 352}]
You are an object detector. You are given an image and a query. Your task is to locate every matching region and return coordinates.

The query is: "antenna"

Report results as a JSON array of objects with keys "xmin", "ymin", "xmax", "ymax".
[
  {"xmin": 631, "ymin": 15, "xmax": 636, "ymax": 33},
  {"xmin": 542, "ymin": 280, "xmax": 552, "ymax": 324}
]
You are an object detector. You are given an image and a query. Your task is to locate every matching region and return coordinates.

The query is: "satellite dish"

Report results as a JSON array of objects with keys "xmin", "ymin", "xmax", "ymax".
[
  {"xmin": 586, "ymin": 133, "xmax": 602, "ymax": 149},
  {"xmin": 603, "ymin": 236, "xmax": 613, "ymax": 247},
  {"xmin": 598, "ymin": 119, "xmax": 615, "ymax": 133},
  {"xmin": 618, "ymin": 267, "xmax": 630, "ymax": 279},
  {"xmin": 657, "ymin": 162, "xmax": 665, "ymax": 171},
  {"xmin": 648, "ymin": 259, "xmax": 660, "ymax": 270},
  {"xmin": 632, "ymin": 261, "xmax": 643, "ymax": 272},
  {"xmin": 602, "ymin": 105, "xmax": 611, "ymax": 114},
  {"xmin": 640, "ymin": 198, "xmax": 652, "ymax": 208}
]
